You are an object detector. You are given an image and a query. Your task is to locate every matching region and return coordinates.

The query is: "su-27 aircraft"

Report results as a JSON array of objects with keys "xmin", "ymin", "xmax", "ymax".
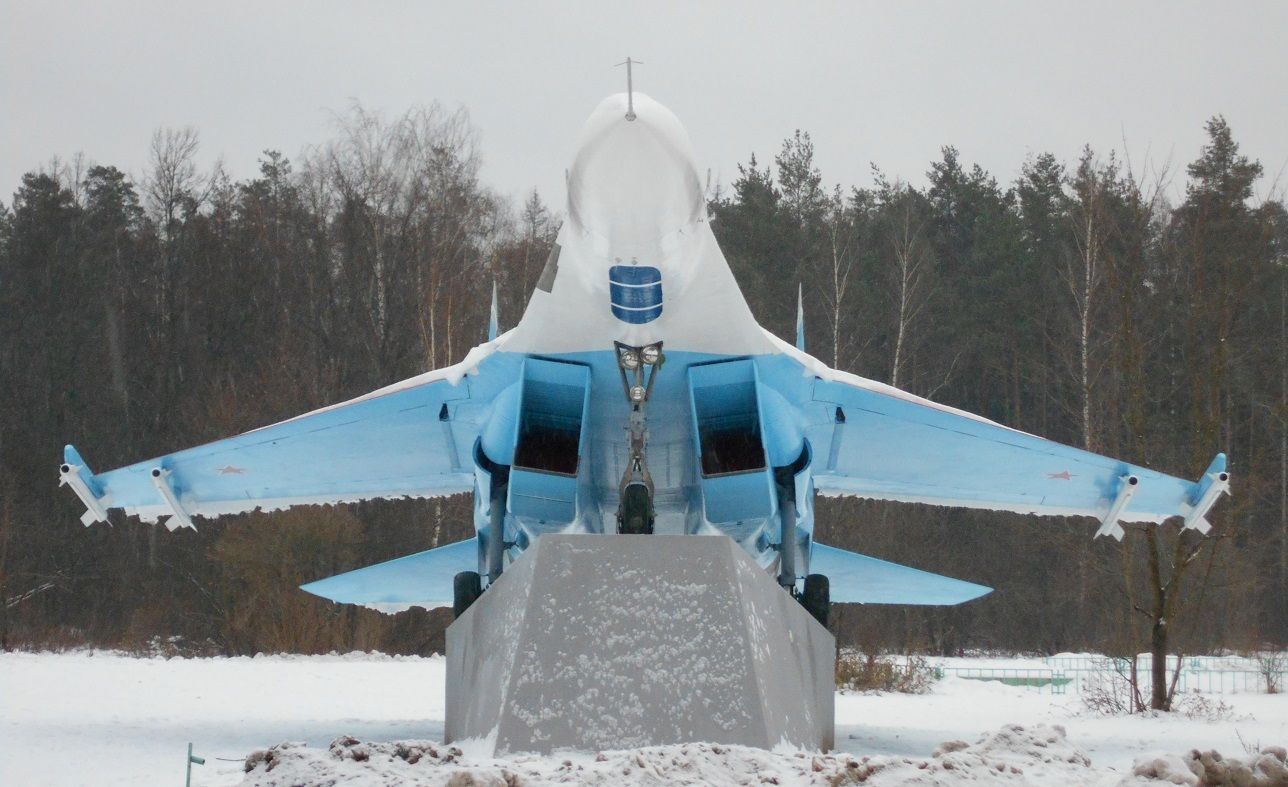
[{"xmin": 60, "ymin": 91, "xmax": 1231, "ymax": 626}]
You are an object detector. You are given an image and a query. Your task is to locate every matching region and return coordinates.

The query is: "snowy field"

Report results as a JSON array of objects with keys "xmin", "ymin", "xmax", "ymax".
[{"xmin": 2, "ymin": 651, "xmax": 1285, "ymax": 786}]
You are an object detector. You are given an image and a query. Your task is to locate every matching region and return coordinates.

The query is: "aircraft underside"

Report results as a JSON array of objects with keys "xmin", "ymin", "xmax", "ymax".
[{"xmin": 461, "ymin": 343, "xmax": 826, "ymax": 621}]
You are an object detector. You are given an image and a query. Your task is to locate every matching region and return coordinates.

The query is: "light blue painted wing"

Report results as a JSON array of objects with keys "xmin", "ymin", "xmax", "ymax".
[
  {"xmin": 810, "ymin": 543, "xmax": 991, "ymax": 605},
  {"xmin": 62, "ymin": 347, "xmax": 522, "ymax": 527},
  {"xmin": 300, "ymin": 538, "xmax": 479, "ymax": 609},
  {"xmin": 803, "ymin": 368, "xmax": 1226, "ymax": 533}
]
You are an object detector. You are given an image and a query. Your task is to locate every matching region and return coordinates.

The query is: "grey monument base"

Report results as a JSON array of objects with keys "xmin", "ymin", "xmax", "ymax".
[{"xmin": 445, "ymin": 534, "xmax": 835, "ymax": 755}]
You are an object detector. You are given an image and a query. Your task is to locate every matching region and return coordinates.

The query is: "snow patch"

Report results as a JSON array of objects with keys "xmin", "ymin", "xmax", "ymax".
[
  {"xmin": 1128, "ymin": 746, "xmax": 1288, "ymax": 786},
  {"xmin": 5, "ymin": 651, "xmax": 1287, "ymax": 786},
  {"xmin": 236, "ymin": 723, "xmax": 1108, "ymax": 786}
]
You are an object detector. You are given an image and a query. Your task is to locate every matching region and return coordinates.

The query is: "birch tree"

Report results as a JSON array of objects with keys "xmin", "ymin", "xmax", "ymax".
[
  {"xmin": 876, "ymin": 176, "xmax": 933, "ymax": 389},
  {"xmin": 818, "ymin": 185, "xmax": 861, "ymax": 370},
  {"xmin": 1065, "ymin": 149, "xmax": 1116, "ymax": 450}
]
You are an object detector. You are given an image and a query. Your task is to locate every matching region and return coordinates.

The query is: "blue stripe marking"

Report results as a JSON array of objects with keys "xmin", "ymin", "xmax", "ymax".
[
  {"xmin": 609, "ymin": 265, "xmax": 663, "ymax": 324},
  {"xmin": 612, "ymin": 304, "xmax": 663, "ymax": 324},
  {"xmin": 611, "ymin": 283, "xmax": 662, "ymax": 309},
  {"xmin": 609, "ymin": 265, "xmax": 661, "ymax": 285}
]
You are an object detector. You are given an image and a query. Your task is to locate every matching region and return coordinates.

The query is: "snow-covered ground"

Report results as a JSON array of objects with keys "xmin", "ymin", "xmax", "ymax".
[{"xmin": 1, "ymin": 651, "xmax": 1284, "ymax": 786}]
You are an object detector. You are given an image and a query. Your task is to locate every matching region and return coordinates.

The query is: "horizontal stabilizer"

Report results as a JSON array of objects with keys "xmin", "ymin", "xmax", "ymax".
[
  {"xmin": 299, "ymin": 538, "xmax": 478, "ymax": 612},
  {"xmin": 811, "ymin": 543, "xmax": 991, "ymax": 605}
]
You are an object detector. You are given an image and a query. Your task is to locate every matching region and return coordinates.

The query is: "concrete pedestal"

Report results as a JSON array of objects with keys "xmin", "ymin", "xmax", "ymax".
[{"xmin": 445, "ymin": 534, "xmax": 834, "ymax": 754}]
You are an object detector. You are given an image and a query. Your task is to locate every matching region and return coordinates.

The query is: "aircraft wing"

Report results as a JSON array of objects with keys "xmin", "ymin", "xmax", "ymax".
[
  {"xmin": 793, "ymin": 351, "xmax": 1229, "ymax": 538},
  {"xmin": 59, "ymin": 342, "xmax": 515, "ymax": 528}
]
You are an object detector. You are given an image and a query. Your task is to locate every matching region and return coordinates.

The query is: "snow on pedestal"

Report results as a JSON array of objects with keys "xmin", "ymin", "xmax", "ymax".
[{"xmin": 445, "ymin": 534, "xmax": 835, "ymax": 755}]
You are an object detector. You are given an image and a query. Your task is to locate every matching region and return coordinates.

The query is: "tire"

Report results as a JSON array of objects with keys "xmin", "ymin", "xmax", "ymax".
[
  {"xmin": 453, "ymin": 571, "xmax": 482, "ymax": 619},
  {"xmin": 618, "ymin": 483, "xmax": 654, "ymax": 535},
  {"xmin": 801, "ymin": 573, "xmax": 830, "ymax": 628}
]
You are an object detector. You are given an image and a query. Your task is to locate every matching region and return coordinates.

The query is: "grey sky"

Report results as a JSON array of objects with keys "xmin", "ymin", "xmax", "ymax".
[{"xmin": 4, "ymin": 1, "xmax": 1287, "ymax": 213}]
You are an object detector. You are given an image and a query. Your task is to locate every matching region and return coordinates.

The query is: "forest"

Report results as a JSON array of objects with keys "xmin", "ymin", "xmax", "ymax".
[{"xmin": 1, "ymin": 102, "xmax": 1284, "ymax": 663}]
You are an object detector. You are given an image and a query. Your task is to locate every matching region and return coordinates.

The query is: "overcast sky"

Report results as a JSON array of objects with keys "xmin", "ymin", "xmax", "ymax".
[{"xmin": 4, "ymin": 1, "xmax": 1287, "ymax": 213}]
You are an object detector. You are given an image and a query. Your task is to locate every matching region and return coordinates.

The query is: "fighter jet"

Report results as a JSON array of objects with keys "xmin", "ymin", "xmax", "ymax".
[{"xmin": 60, "ymin": 91, "xmax": 1230, "ymax": 626}]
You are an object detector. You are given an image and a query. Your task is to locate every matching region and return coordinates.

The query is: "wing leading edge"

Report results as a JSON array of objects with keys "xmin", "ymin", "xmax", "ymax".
[
  {"xmin": 59, "ymin": 341, "xmax": 519, "ymax": 528},
  {"xmin": 771, "ymin": 339, "xmax": 1230, "ymax": 539}
]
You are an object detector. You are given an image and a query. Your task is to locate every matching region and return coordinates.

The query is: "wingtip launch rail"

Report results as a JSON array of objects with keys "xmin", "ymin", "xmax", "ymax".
[
  {"xmin": 1182, "ymin": 453, "xmax": 1231, "ymax": 536},
  {"xmin": 59, "ymin": 445, "xmax": 110, "ymax": 527},
  {"xmin": 1092, "ymin": 453, "xmax": 1229, "ymax": 541}
]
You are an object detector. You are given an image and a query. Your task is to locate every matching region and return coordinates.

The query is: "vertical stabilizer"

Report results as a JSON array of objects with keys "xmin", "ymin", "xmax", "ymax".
[
  {"xmin": 488, "ymin": 280, "xmax": 499, "ymax": 342},
  {"xmin": 796, "ymin": 284, "xmax": 806, "ymax": 352}
]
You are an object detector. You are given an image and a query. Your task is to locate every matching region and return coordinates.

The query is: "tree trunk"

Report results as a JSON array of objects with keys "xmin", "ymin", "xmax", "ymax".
[
  {"xmin": 890, "ymin": 201, "xmax": 923, "ymax": 389},
  {"xmin": 1150, "ymin": 614, "xmax": 1170, "ymax": 710},
  {"xmin": 1281, "ymin": 266, "xmax": 1287, "ymax": 625},
  {"xmin": 1078, "ymin": 208, "xmax": 1095, "ymax": 451},
  {"xmin": 1145, "ymin": 527, "xmax": 1171, "ymax": 711}
]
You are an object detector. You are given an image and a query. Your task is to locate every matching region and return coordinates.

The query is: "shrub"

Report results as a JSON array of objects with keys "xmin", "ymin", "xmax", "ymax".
[{"xmin": 836, "ymin": 652, "xmax": 936, "ymax": 694}]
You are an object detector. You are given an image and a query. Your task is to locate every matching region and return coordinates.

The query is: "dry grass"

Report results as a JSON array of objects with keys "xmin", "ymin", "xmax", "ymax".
[{"xmin": 836, "ymin": 651, "xmax": 936, "ymax": 694}]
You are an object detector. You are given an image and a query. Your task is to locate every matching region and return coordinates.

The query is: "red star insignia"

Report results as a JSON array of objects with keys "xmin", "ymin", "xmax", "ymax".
[
  {"xmin": 218, "ymin": 465, "xmax": 246, "ymax": 475},
  {"xmin": 1047, "ymin": 471, "xmax": 1076, "ymax": 480}
]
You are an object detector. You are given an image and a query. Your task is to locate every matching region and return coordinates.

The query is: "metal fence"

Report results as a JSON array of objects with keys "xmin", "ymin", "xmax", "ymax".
[
  {"xmin": 1047, "ymin": 654, "xmax": 1283, "ymax": 695},
  {"xmin": 934, "ymin": 667, "xmax": 1073, "ymax": 694},
  {"xmin": 930, "ymin": 654, "xmax": 1285, "ymax": 695}
]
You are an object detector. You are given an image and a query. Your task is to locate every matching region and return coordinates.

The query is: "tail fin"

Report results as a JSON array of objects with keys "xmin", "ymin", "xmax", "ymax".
[
  {"xmin": 300, "ymin": 538, "xmax": 478, "ymax": 613},
  {"xmin": 301, "ymin": 537, "xmax": 991, "ymax": 611},
  {"xmin": 811, "ymin": 543, "xmax": 991, "ymax": 605}
]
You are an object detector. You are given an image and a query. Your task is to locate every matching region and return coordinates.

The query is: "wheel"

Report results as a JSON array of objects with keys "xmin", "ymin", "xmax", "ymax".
[
  {"xmin": 617, "ymin": 483, "xmax": 654, "ymax": 535},
  {"xmin": 453, "ymin": 571, "xmax": 482, "ymax": 619},
  {"xmin": 800, "ymin": 573, "xmax": 830, "ymax": 627}
]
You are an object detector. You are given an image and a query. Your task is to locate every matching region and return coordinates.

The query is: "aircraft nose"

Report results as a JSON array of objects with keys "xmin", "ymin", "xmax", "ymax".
[{"xmin": 566, "ymin": 93, "xmax": 704, "ymax": 249}]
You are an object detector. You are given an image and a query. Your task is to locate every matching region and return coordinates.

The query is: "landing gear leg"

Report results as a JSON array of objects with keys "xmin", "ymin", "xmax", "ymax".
[
  {"xmin": 614, "ymin": 342, "xmax": 663, "ymax": 535},
  {"xmin": 486, "ymin": 472, "xmax": 508, "ymax": 585},
  {"xmin": 777, "ymin": 475, "xmax": 827, "ymax": 626},
  {"xmin": 776, "ymin": 472, "xmax": 797, "ymax": 590}
]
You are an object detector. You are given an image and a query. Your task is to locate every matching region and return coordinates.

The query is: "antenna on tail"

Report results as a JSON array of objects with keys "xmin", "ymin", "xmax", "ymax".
[{"xmin": 616, "ymin": 57, "xmax": 643, "ymax": 120}]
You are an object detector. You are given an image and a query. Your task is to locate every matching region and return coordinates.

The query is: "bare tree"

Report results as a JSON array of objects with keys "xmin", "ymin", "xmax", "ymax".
[
  {"xmin": 875, "ymin": 174, "xmax": 932, "ymax": 389},
  {"xmin": 311, "ymin": 102, "xmax": 499, "ymax": 375},
  {"xmin": 817, "ymin": 186, "xmax": 859, "ymax": 370},
  {"xmin": 1065, "ymin": 148, "xmax": 1111, "ymax": 450},
  {"xmin": 141, "ymin": 127, "xmax": 216, "ymax": 398},
  {"xmin": 1281, "ymin": 254, "xmax": 1287, "ymax": 623},
  {"xmin": 318, "ymin": 103, "xmax": 404, "ymax": 350},
  {"xmin": 144, "ymin": 128, "xmax": 207, "ymax": 236},
  {"xmin": 403, "ymin": 103, "xmax": 498, "ymax": 369},
  {"xmin": 519, "ymin": 189, "xmax": 553, "ymax": 308}
]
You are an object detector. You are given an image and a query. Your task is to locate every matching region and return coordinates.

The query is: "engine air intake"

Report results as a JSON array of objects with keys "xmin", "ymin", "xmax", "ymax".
[
  {"xmin": 508, "ymin": 359, "xmax": 592, "ymax": 524},
  {"xmin": 688, "ymin": 359, "xmax": 775, "ymax": 525}
]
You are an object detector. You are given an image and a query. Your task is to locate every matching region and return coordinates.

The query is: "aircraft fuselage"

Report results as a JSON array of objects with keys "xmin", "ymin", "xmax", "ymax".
[{"xmin": 471, "ymin": 93, "xmax": 816, "ymax": 588}]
